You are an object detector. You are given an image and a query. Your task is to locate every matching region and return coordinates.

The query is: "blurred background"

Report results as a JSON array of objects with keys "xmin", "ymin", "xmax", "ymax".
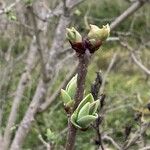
[{"xmin": 0, "ymin": 0, "xmax": 150, "ymax": 149}]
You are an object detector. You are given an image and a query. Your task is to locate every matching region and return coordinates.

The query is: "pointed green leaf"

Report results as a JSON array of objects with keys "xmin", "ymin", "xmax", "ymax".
[
  {"xmin": 61, "ymin": 89, "xmax": 72, "ymax": 104},
  {"xmin": 71, "ymin": 110, "xmax": 78, "ymax": 122},
  {"xmin": 76, "ymin": 94, "xmax": 94, "ymax": 113},
  {"xmin": 67, "ymin": 80, "xmax": 77, "ymax": 99},
  {"xmin": 66, "ymin": 75, "xmax": 77, "ymax": 91},
  {"xmin": 66, "ymin": 75, "xmax": 77, "ymax": 99},
  {"xmin": 77, "ymin": 115, "xmax": 98, "ymax": 128},
  {"xmin": 89, "ymin": 100, "xmax": 100, "ymax": 115},
  {"xmin": 78, "ymin": 102, "xmax": 90, "ymax": 120},
  {"xmin": 71, "ymin": 110, "xmax": 82, "ymax": 129}
]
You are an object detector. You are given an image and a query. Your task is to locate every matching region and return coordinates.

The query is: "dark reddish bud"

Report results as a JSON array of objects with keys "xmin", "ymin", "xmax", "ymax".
[
  {"xmin": 69, "ymin": 38, "xmax": 103, "ymax": 54},
  {"xmin": 69, "ymin": 41, "xmax": 86, "ymax": 54},
  {"xmin": 84, "ymin": 39, "xmax": 103, "ymax": 53}
]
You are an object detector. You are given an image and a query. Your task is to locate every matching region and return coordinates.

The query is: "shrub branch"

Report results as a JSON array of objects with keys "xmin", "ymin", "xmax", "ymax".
[{"xmin": 65, "ymin": 52, "xmax": 91, "ymax": 150}]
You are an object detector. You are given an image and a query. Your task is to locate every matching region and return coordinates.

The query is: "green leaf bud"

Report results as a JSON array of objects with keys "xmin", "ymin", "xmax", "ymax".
[
  {"xmin": 77, "ymin": 102, "xmax": 90, "ymax": 120},
  {"xmin": 61, "ymin": 89, "xmax": 72, "ymax": 104},
  {"xmin": 66, "ymin": 75, "xmax": 77, "ymax": 99},
  {"xmin": 89, "ymin": 100, "xmax": 99, "ymax": 115},
  {"xmin": 76, "ymin": 93, "xmax": 94, "ymax": 113},
  {"xmin": 77, "ymin": 115, "xmax": 97, "ymax": 128},
  {"xmin": 88, "ymin": 24, "xmax": 110, "ymax": 41},
  {"xmin": 66, "ymin": 27, "xmax": 82, "ymax": 43}
]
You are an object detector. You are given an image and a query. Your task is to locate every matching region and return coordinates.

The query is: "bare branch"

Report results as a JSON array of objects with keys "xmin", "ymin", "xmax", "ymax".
[
  {"xmin": 110, "ymin": 0, "xmax": 149, "ymax": 30},
  {"xmin": 29, "ymin": 6, "xmax": 48, "ymax": 80},
  {"xmin": 38, "ymin": 134, "xmax": 51, "ymax": 150},
  {"xmin": 123, "ymin": 122, "xmax": 150, "ymax": 150},
  {"xmin": 102, "ymin": 134, "xmax": 121, "ymax": 150},
  {"xmin": 39, "ymin": 64, "xmax": 77, "ymax": 112},
  {"xmin": 120, "ymin": 41, "xmax": 150, "ymax": 75},
  {"xmin": 10, "ymin": 80, "xmax": 48, "ymax": 150},
  {"xmin": 3, "ymin": 37, "xmax": 38, "ymax": 150}
]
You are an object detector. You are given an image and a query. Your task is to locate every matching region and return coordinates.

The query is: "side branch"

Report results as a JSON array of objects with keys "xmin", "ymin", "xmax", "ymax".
[{"xmin": 110, "ymin": 0, "xmax": 148, "ymax": 30}]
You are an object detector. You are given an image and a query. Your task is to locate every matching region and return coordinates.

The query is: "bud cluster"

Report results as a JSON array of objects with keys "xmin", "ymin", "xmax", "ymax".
[
  {"xmin": 71, "ymin": 94, "xmax": 99, "ymax": 130},
  {"xmin": 61, "ymin": 76, "xmax": 100, "ymax": 130},
  {"xmin": 66, "ymin": 24, "xmax": 110, "ymax": 54}
]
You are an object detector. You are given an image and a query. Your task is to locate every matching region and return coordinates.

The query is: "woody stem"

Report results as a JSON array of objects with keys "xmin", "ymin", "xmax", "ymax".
[{"xmin": 65, "ymin": 52, "xmax": 91, "ymax": 150}]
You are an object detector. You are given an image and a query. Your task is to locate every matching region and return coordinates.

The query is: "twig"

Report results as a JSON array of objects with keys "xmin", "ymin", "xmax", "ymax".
[
  {"xmin": 102, "ymin": 134, "xmax": 121, "ymax": 150},
  {"xmin": 100, "ymin": 53, "xmax": 118, "ymax": 93},
  {"xmin": 10, "ymin": 80, "xmax": 48, "ymax": 150},
  {"xmin": 38, "ymin": 63, "xmax": 77, "ymax": 112},
  {"xmin": 131, "ymin": 52, "xmax": 150, "ymax": 75},
  {"xmin": 3, "ymin": 37, "xmax": 38, "ymax": 150},
  {"xmin": 110, "ymin": 0, "xmax": 148, "ymax": 30},
  {"xmin": 106, "ymin": 104, "xmax": 132, "ymax": 113},
  {"xmin": 123, "ymin": 122, "xmax": 150, "ymax": 150},
  {"xmin": 38, "ymin": 134, "xmax": 51, "ymax": 150},
  {"xmin": 65, "ymin": 52, "xmax": 91, "ymax": 150},
  {"xmin": 120, "ymin": 41, "xmax": 150, "ymax": 75},
  {"xmin": 91, "ymin": 73, "xmax": 104, "ymax": 150},
  {"xmin": 46, "ymin": 53, "xmax": 75, "ymax": 93},
  {"xmin": 29, "ymin": 6, "xmax": 47, "ymax": 80}
]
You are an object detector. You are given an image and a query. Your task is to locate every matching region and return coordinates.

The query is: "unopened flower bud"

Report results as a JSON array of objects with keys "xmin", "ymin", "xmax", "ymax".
[
  {"xmin": 66, "ymin": 27, "xmax": 86, "ymax": 54},
  {"xmin": 85, "ymin": 39, "xmax": 102, "ymax": 53},
  {"xmin": 88, "ymin": 24, "xmax": 110, "ymax": 41},
  {"xmin": 66, "ymin": 27, "xmax": 82, "ymax": 43}
]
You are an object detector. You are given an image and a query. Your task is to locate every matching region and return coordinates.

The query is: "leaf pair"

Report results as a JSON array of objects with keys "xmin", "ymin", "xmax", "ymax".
[
  {"xmin": 61, "ymin": 75, "xmax": 77, "ymax": 109},
  {"xmin": 71, "ymin": 94, "xmax": 99, "ymax": 129}
]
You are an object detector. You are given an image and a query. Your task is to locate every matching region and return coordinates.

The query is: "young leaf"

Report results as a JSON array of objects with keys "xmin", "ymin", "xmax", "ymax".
[
  {"xmin": 66, "ymin": 75, "xmax": 77, "ymax": 99},
  {"xmin": 66, "ymin": 75, "xmax": 77, "ymax": 91},
  {"xmin": 61, "ymin": 89, "xmax": 72, "ymax": 104},
  {"xmin": 71, "ymin": 111, "xmax": 82, "ymax": 129},
  {"xmin": 89, "ymin": 100, "xmax": 99, "ymax": 115},
  {"xmin": 76, "ymin": 94, "xmax": 94, "ymax": 113},
  {"xmin": 77, "ymin": 115, "xmax": 97, "ymax": 128},
  {"xmin": 77, "ymin": 102, "xmax": 90, "ymax": 120}
]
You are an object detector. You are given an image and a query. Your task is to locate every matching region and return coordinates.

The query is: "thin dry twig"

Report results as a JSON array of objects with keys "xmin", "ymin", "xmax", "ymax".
[
  {"xmin": 102, "ymin": 134, "xmax": 121, "ymax": 150},
  {"xmin": 110, "ymin": 0, "xmax": 149, "ymax": 30},
  {"xmin": 123, "ymin": 122, "xmax": 150, "ymax": 150},
  {"xmin": 39, "ymin": 63, "xmax": 77, "ymax": 112},
  {"xmin": 120, "ymin": 41, "xmax": 150, "ymax": 75},
  {"xmin": 100, "ymin": 53, "xmax": 118, "ymax": 93},
  {"xmin": 38, "ymin": 134, "xmax": 51, "ymax": 150}
]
